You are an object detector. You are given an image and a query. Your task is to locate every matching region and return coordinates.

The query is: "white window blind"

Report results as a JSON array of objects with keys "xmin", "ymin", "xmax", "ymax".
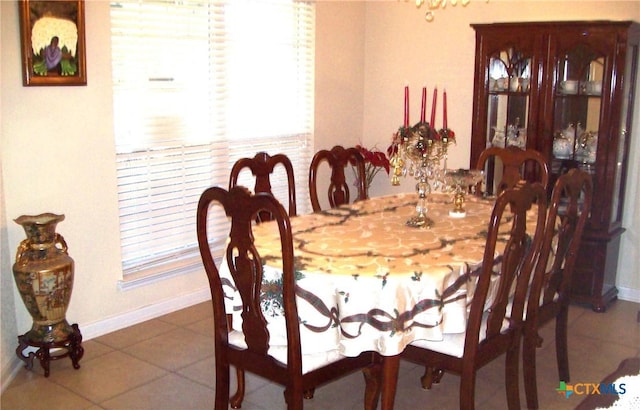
[{"xmin": 110, "ymin": 0, "xmax": 314, "ymax": 286}]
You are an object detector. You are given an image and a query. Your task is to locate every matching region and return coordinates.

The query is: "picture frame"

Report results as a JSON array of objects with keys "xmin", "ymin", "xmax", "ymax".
[{"xmin": 19, "ymin": 0, "xmax": 87, "ymax": 86}]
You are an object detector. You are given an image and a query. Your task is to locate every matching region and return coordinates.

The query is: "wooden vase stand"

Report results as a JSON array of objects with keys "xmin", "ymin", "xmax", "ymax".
[{"xmin": 16, "ymin": 323, "xmax": 84, "ymax": 377}]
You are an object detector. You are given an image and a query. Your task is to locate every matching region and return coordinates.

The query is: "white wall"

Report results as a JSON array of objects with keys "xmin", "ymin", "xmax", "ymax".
[
  {"xmin": 2, "ymin": 0, "xmax": 639, "ymax": 390},
  {"xmin": 1, "ymin": 2, "xmax": 19, "ymax": 389},
  {"xmin": 316, "ymin": 2, "xmax": 366, "ymax": 150},
  {"xmin": 314, "ymin": 2, "xmax": 367, "ymax": 210}
]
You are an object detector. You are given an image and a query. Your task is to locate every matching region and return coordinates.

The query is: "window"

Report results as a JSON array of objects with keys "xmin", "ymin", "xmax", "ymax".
[{"xmin": 110, "ymin": 0, "xmax": 314, "ymax": 288}]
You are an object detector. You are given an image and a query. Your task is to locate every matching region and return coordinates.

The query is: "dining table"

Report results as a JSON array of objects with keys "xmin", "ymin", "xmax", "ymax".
[{"xmin": 221, "ymin": 191, "xmax": 514, "ymax": 409}]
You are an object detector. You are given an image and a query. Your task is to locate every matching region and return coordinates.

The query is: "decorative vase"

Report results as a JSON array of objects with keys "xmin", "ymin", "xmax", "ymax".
[{"xmin": 12, "ymin": 213, "xmax": 75, "ymax": 344}]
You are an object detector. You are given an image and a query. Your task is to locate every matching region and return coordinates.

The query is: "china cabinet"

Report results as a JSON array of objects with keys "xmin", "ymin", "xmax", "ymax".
[{"xmin": 470, "ymin": 21, "xmax": 640, "ymax": 311}]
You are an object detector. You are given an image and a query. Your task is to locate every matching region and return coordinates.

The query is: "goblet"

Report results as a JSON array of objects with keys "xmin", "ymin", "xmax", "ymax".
[{"xmin": 443, "ymin": 169, "xmax": 484, "ymax": 218}]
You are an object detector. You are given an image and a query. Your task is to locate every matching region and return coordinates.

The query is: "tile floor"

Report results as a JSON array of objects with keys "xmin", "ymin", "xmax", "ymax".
[{"xmin": 2, "ymin": 299, "xmax": 639, "ymax": 409}]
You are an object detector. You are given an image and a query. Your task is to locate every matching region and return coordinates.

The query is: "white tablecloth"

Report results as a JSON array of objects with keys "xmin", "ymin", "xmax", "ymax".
[{"xmin": 221, "ymin": 193, "xmax": 510, "ymax": 357}]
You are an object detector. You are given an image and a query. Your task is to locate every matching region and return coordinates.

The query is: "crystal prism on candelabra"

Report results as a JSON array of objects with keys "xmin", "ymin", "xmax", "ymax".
[{"xmin": 389, "ymin": 122, "xmax": 456, "ymax": 228}]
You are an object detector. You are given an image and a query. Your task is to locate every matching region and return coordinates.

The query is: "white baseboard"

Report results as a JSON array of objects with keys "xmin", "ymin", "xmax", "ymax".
[
  {"xmin": 617, "ymin": 286, "xmax": 640, "ymax": 303},
  {"xmin": 1, "ymin": 289, "xmax": 211, "ymax": 394},
  {"xmin": 2, "ymin": 360, "xmax": 24, "ymax": 395},
  {"xmin": 81, "ymin": 288, "xmax": 212, "ymax": 341}
]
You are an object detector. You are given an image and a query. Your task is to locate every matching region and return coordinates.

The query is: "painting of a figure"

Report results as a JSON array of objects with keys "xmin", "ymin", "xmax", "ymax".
[{"xmin": 19, "ymin": 0, "xmax": 87, "ymax": 86}]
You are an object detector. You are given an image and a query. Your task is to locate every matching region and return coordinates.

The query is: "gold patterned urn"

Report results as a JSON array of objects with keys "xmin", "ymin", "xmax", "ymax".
[{"xmin": 12, "ymin": 213, "xmax": 75, "ymax": 343}]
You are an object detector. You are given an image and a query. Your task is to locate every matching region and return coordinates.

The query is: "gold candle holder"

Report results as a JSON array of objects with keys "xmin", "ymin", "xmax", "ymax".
[{"xmin": 443, "ymin": 169, "xmax": 484, "ymax": 218}]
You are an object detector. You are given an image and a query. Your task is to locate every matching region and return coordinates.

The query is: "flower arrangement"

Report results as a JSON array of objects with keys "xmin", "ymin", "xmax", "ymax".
[{"xmin": 352, "ymin": 144, "xmax": 391, "ymax": 190}]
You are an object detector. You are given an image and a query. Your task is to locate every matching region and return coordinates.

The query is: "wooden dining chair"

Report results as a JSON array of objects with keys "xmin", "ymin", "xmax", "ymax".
[
  {"xmin": 229, "ymin": 151, "xmax": 297, "ymax": 221},
  {"xmin": 400, "ymin": 181, "xmax": 548, "ymax": 410},
  {"xmin": 475, "ymin": 146, "xmax": 549, "ymax": 196},
  {"xmin": 308, "ymin": 145, "xmax": 367, "ymax": 212},
  {"xmin": 197, "ymin": 186, "xmax": 379, "ymax": 409},
  {"xmin": 523, "ymin": 168, "xmax": 593, "ymax": 409},
  {"xmin": 228, "ymin": 152, "xmax": 298, "ymax": 403}
]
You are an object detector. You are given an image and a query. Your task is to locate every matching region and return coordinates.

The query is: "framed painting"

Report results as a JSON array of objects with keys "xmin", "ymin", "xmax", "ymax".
[{"xmin": 19, "ymin": 0, "xmax": 87, "ymax": 86}]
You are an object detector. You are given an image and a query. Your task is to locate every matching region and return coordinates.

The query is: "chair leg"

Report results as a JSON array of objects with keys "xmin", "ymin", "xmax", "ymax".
[
  {"xmin": 216, "ymin": 363, "xmax": 231, "ymax": 410},
  {"xmin": 420, "ymin": 367, "xmax": 445, "ymax": 389},
  {"xmin": 283, "ymin": 388, "xmax": 304, "ymax": 410},
  {"xmin": 556, "ymin": 305, "xmax": 570, "ymax": 382},
  {"xmin": 363, "ymin": 357, "xmax": 382, "ymax": 410},
  {"xmin": 459, "ymin": 365, "xmax": 477, "ymax": 410},
  {"xmin": 505, "ymin": 343, "xmax": 521, "ymax": 410},
  {"xmin": 523, "ymin": 328, "xmax": 539, "ymax": 409},
  {"xmin": 230, "ymin": 368, "xmax": 245, "ymax": 408}
]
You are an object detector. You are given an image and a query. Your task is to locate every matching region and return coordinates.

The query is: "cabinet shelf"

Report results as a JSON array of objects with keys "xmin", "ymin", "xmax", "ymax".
[
  {"xmin": 489, "ymin": 90, "xmax": 530, "ymax": 96},
  {"xmin": 555, "ymin": 93, "xmax": 602, "ymax": 98}
]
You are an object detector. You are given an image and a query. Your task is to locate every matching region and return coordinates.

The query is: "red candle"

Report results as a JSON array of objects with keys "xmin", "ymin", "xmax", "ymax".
[
  {"xmin": 420, "ymin": 86, "xmax": 427, "ymax": 123},
  {"xmin": 404, "ymin": 86, "xmax": 409, "ymax": 128},
  {"xmin": 443, "ymin": 89, "xmax": 448, "ymax": 130},
  {"xmin": 430, "ymin": 87, "xmax": 438, "ymax": 128}
]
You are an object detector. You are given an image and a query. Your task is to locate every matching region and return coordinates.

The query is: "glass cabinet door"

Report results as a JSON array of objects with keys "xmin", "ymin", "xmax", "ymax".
[
  {"xmin": 483, "ymin": 47, "xmax": 532, "ymax": 195},
  {"xmin": 551, "ymin": 44, "xmax": 604, "ymax": 183},
  {"xmin": 487, "ymin": 48, "xmax": 532, "ymax": 148}
]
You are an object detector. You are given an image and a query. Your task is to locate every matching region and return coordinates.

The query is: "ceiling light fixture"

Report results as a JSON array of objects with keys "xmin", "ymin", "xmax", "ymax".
[{"xmin": 414, "ymin": 0, "xmax": 476, "ymax": 22}]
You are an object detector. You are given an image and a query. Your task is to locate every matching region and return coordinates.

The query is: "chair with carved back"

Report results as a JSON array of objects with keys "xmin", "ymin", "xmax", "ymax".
[
  {"xmin": 475, "ymin": 146, "xmax": 549, "ymax": 196},
  {"xmin": 399, "ymin": 181, "xmax": 548, "ymax": 410},
  {"xmin": 196, "ymin": 186, "xmax": 380, "ymax": 409},
  {"xmin": 308, "ymin": 145, "xmax": 367, "ymax": 212},
  {"xmin": 229, "ymin": 152, "xmax": 297, "ymax": 222},
  {"xmin": 523, "ymin": 168, "xmax": 593, "ymax": 409},
  {"xmin": 228, "ymin": 151, "xmax": 298, "ymax": 400}
]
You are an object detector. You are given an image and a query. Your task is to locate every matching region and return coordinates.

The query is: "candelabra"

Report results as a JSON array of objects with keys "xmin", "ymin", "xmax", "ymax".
[{"xmin": 390, "ymin": 123, "xmax": 454, "ymax": 228}]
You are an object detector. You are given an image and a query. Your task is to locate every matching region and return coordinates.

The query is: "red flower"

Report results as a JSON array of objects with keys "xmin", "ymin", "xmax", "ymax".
[{"xmin": 352, "ymin": 144, "xmax": 391, "ymax": 189}]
